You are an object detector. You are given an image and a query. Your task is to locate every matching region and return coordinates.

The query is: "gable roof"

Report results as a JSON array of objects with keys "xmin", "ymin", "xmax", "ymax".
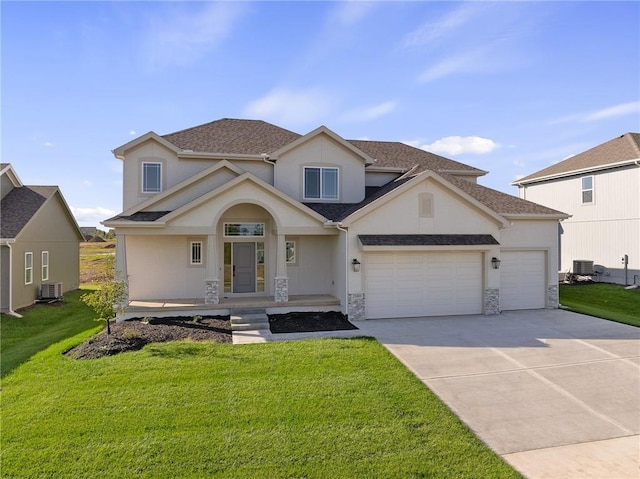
[
  {"xmin": 516, "ymin": 132, "xmax": 640, "ymax": 184},
  {"xmin": 1, "ymin": 186, "xmax": 58, "ymax": 238},
  {"xmin": 153, "ymin": 118, "xmax": 485, "ymax": 176}
]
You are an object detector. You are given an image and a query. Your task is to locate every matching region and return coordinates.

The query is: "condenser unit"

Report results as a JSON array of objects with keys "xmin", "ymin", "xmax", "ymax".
[
  {"xmin": 573, "ymin": 260, "xmax": 594, "ymax": 275},
  {"xmin": 40, "ymin": 282, "xmax": 63, "ymax": 299}
]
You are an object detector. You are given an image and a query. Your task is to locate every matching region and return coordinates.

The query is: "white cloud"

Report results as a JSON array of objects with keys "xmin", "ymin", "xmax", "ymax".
[
  {"xmin": 129, "ymin": 130, "xmax": 136, "ymax": 136},
  {"xmin": 341, "ymin": 101, "xmax": 397, "ymax": 122},
  {"xmin": 71, "ymin": 206, "xmax": 117, "ymax": 227},
  {"xmin": 404, "ymin": 3, "xmax": 482, "ymax": 47},
  {"xmin": 549, "ymin": 101, "xmax": 640, "ymax": 125},
  {"xmin": 421, "ymin": 136, "xmax": 500, "ymax": 156},
  {"xmin": 82, "ymin": 180, "xmax": 93, "ymax": 187},
  {"xmin": 44, "ymin": 141, "xmax": 54, "ymax": 147},
  {"xmin": 143, "ymin": 2, "xmax": 249, "ymax": 69},
  {"xmin": 418, "ymin": 47, "xmax": 492, "ymax": 83},
  {"xmin": 244, "ymin": 87, "xmax": 334, "ymax": 126},
  {"xmin": 330, "ymin": 1, "xmax": 376, "ymax": 26}
]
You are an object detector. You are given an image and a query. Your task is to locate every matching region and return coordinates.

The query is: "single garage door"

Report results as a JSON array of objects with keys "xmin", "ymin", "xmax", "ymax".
[
  {"xmin": 365, "ymin": 252, "xmax": 483, "ymax": 319},
  {"xmin": 500, "ymin": 251, "xmax": 546, "ymax": 310}
]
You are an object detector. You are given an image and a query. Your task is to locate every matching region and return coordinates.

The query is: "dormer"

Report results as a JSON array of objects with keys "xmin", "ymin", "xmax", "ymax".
[
  {"xmin": 272, "ymin": 126, "xmax": 373, "ymax": 203},
  {"xmin": 0, "ymin": 163, "xmax": 23, "ymax": 200}
]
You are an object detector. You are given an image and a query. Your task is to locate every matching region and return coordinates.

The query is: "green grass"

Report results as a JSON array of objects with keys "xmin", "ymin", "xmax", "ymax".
[
  {"xmin": 0, "ymin": 289, "xmax": 101, "ymax": 377},
  {"xmin": 560, "ymin": 283, "xmax": 640, "ymax": 327},
  {"xmin": 1, "ymin": 335, "xmax": 520, "ymax": 478}
]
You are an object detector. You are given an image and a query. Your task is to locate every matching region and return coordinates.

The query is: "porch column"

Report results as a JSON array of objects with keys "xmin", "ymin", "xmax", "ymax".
[
  {"xmin": 274, "ymin": 233, "xmax": 288, "ymax": 302},
  {"xmin": 205, "ymin": 234, "xmax": 219, "ymax": 304},
  {"xmin": 114, "ymin": 233, "xmax": 129, "ymax": 307}
]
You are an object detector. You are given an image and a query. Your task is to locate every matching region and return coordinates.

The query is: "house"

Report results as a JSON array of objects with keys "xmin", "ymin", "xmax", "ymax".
[
  {"xmin": 514, "ymin": 133, "xmax": 640, "ymax": 286},
  {"xmin": 80, "ymin": 226, "xmax": 98, "ymax": 241},
  {"xmin": 0, "ymin": 163, "xmax": 83, "ymax": 315},
  {"xmin": 104, "ymin": 119, "xmax": 567, "ymax": 320}
]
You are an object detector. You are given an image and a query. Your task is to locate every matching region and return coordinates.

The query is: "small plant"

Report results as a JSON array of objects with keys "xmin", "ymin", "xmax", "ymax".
[
  {"xmin": 192, "ymin": 315, "xmax": 203, "ymax": 323},
  {"xmin": 81, "ymin": 256, "xmax": 127, "ymax": 335},
  {"xmin": 121, "ymin": 328, "xmax": 141, "ymax": 340}
]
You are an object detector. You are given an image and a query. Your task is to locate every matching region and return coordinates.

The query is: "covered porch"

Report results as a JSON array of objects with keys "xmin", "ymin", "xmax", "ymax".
[{"xmin": 119, "ymin": 294, "xmax": 341, "ymax": 321}]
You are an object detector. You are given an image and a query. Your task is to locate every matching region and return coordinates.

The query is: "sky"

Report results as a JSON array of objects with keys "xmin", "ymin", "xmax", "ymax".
[{"xmin": 2, "ymin": 1, "xmax": 639, "ymax": 228}]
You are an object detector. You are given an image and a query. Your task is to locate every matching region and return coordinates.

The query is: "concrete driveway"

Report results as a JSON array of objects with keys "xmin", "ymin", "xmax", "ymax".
[{"xmin": 357, "ymin": 309, "xmax": 640, "ymax": 479}]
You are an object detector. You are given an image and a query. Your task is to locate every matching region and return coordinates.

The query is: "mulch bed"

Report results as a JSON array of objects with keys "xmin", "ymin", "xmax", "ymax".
[
  {"xmin": 268, "ymin": 311, "xmax": 358, "ymax": 334},
  {"xmin": 65, "ymin": 317, "xmax": 231, "ymax": 360}
]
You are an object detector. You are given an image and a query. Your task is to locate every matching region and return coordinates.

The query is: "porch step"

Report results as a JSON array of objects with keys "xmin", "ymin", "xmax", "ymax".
[{"xmin": 230, "ymin": 309, "xmax": 270, "ymax": 332}]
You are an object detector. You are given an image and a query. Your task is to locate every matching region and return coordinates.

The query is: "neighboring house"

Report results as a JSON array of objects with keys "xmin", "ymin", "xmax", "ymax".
[
  {"xmin": 0, "ymin": 163, "xmax": 83, "ymax": 314},
  {"xmin": 514, "ymin": 133, "xmax": 640, "ymax": 286},
  {"xmin": 104, "ymin": 118, "xmax": 567, "ymax": 320},
  {"xmin": 80, "ymin": 227, "xmax": 98, "ymax": 241}
]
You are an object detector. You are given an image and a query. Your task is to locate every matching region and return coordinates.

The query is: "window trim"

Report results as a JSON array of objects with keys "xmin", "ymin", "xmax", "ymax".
[
  {"xmin": 190, "ymin": 241, "xmax": 203, "ymax": 266},
  {"xmin": 141, "ymin": 161, "xmax": 162, "ymax": 194},
  {"xmin": 285, "ymin": 240, "xmax": 296, "ymax": 265},
  {"xmin": 581, "ymin": 175, "xmax": 594, "ymax": 204},
  {"xmin": 303, "ymin": 166, "xmax": 339, "ymax": 200},
  {"xmin": 42, "ymin": 251, "xmax": 49, "ymax": 281},
  {"xmin": 25, "ymin": 252, "xmax": 33, "ymax": 285}
]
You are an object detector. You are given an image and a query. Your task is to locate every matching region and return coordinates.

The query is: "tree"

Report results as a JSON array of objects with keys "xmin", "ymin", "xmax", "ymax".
[{"xmin": 81, "ymin": 256, "xmax": 127, "ymax": 334}]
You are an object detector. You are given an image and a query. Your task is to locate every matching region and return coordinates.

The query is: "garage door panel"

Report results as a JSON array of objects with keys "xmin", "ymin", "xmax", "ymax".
[
  {"xmin": 500, "ymin": 251, "xmax": 546, "ymax": 310},
  {"xmin": 365, "ymin": 252, "xmax": 482, "ymax": 319}
]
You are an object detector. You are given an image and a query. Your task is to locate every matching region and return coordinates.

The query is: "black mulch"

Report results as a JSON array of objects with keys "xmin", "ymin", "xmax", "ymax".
[{"xmin": 268, "ymin": 311, "xmax": 358, "ymax": 334}]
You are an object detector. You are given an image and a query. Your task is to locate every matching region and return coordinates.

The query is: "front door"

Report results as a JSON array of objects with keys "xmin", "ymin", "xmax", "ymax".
[{"xmin": 233, "ymin": 243, "xmax": 256, "ymax": 293}]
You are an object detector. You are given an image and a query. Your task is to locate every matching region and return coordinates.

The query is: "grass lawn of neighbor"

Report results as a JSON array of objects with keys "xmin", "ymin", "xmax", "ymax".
[
  {"xmin": 1, "ymin": 294, "xmax": 520, "ymax": 478},
  {"xmin": 560, "ymin": 282, "xmax": 640, "ymax": 327}
]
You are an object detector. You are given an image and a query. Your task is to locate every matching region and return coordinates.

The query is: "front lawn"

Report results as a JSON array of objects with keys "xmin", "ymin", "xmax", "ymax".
[
  {"xmin": 0, "ymin": 289, "xmax": 100, "ymax": 377},
  {"xmin": 1, "ymin": 335, "xmax": 520, "ymax": 478},
  {"xmin": 560, "ymin": 283, "xmax": 640, "ymax": 327}
]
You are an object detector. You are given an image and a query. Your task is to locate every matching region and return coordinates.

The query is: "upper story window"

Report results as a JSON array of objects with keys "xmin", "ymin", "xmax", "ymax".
[
  {"xmin": 304, "ymin": 166, "xmax": 338, "ymax": 200},
  {"xmin": 25, "ymin": 252, "xmax": 33, "ymax": 285},
  {"xmin": 142, "ymin": 162, "xmax": 162, "ymax": 193},
  {"xmin": 581, "ymin": 176, "xmax": 593, "ymax": 204},
  {"xmin": 224, "ymin": 223, "xmax": 265, "ymax": 237}
]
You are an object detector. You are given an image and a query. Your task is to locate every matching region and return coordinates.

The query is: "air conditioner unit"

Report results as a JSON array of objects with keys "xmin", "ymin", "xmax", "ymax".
[
  {"xmin": 40, "ymin": 282, "xmax": 63, "ymax": 299},
  {"xmin": 573, "ymin": 260, "xmax": 594, "ymax": 275}
]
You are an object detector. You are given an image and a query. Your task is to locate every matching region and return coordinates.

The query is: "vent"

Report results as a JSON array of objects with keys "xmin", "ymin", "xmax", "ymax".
[
  {"xmin": 573, "ymin": 260, "xmax": 594, "ymax": 275},
  {"xmin": 40, "ymin": 282, "xmax": 63, "ymax": 299}
]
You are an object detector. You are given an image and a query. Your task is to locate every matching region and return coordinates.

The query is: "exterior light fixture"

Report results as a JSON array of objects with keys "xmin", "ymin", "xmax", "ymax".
[
  {"xmin": 352, "ymin": 258, "xmax": 361, "ymax": 272},
  {"xmin": 491, "ymin": 257, "xmax": 501, "ymax": 270}
]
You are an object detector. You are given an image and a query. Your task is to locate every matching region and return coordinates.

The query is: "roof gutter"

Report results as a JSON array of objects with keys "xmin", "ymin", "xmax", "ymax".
[{"xmin": 513, "ymin": 157, "xmax": 640, "ymax": 186}]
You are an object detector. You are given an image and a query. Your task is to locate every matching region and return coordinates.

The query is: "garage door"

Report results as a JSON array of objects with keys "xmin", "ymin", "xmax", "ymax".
[
  {"xmin": 365, "ymin": 252, "xmax": 483, "ymax": 319},
  {"xmin": 500, "ymin": 251, "xmax": 546, "ymax": 310}
]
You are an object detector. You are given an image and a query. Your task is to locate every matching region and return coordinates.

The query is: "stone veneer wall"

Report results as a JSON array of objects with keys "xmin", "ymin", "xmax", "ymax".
[
  {"xmin": 274, "ymin": 277, "xmax": 288, "ymax": 302},
  {"xmin": 348, "ymin": 293, "xmax": 365, "ymax": 321},
  {"xmin": 484, "ymin": 288, "xmax": 500, "ymax": 315},
  {"xmin": 547, "ymin": 285, "xmax": 559, "ymax": 309},
  {"xmin": 205, "ymin": 279, "xmax": 219, "ymax": 305}
]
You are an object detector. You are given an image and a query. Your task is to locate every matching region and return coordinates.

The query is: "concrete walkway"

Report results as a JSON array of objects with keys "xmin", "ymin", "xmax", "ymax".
[{"xmin": 356, "ymin": 309, "xmax": 640, "ymax": 479}]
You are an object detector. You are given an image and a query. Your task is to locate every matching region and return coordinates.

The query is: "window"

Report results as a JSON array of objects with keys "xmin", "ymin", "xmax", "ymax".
[
  {"xmin": 224, "ymin": 223, "xmax": 264, "ymax": 237},
  {"xmin": 582, "ymin": 176, "xmax": 593, "ymax": 204},
  {"xmin": 304, "ymin": 167, "xmax": 338, "ymax": 200},
  {"xmin": 25, "ymin": 252, "xmax": 33, "ymax": 284},
  {"xmin": 418, "ymin": 193, "xmax": 434, "ymax": 218},
  {"xmin": 42, "ymin": 251, "xmax": 49, "ymax": 281},
  {"xmin": 190, "ymin": 241, "xmax": 203, "ymax": 265},
  {"xmin": 142, "ymin": 162, "xmax": 162, "ymax": 193},
  {"xmin": 286, "ymin": 241, "xmax": 296, "ymax": 264}
]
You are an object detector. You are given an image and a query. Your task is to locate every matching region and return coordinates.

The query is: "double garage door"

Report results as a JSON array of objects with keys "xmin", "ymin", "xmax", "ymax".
[{"xmin": 365, "ymin": 252, "xmax": 483, "ymax": 319}]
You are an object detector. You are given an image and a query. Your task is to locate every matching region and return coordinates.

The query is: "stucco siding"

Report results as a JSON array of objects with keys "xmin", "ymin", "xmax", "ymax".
[
  {"xmin": 365, "ymin": 170, "xmax": 401, "ymax": 187},
  {"xmin": 286, "ymin": 236, "xmax": 333, "ymax": 295},
  {"xmin": 275, "ymin": 134, "xmax": 366, "ymax": 203},
  {"xmin": 353, "ymin": 179, "xmax": 500, "ymax": 235}
]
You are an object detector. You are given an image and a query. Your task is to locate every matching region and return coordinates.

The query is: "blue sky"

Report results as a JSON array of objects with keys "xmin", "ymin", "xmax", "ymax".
[{"xmin": 2, "ymin": 1, "xmax": 639, "ymax": 228}]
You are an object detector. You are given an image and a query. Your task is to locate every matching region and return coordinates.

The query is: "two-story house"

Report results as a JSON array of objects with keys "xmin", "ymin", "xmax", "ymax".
[
  {"xmin": 104, "ymin": 119, "xmax": 567, "ymax": 320},
  {"xmin": 0, "ymin": 163, "xmax": 83, "ymax": 315},
  {"xmin": 514, "ymin": 133, "xmax": 640, "ymax": 286}
]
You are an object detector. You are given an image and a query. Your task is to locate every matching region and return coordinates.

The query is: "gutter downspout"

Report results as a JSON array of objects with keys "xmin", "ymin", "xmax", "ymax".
[
  {"xmin": 261, "ymin": 153, "xmax": 277, "ymax": 186},
  {"xmin": 5, "ymin": 243, "xmax": 23, "ymax": 318},
  {"xmin": 327, "ymin": 222, "xmax": 349, "ymax": 316}
]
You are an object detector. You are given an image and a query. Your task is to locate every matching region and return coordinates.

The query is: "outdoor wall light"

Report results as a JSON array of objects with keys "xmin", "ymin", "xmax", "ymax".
[
  {"xmin": 491, "ymin": 257, "xmax": 501, "ymax": 270},
  {"xmin": 352, "ymin": 258, "xmax": 361, "ymax": 272}
]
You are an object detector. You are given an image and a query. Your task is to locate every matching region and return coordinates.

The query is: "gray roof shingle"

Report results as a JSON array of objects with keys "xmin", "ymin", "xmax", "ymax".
[
  {"xmin": 358, "ymin": 234, "xmax": 499, "ymax": 246},
  {"xmin": 1, "ymin": 186, "xmax": 57, "ymax": 238},
  {"xmin": 518, "ymin": 132, "xmax": 640, "ymax": 183}
]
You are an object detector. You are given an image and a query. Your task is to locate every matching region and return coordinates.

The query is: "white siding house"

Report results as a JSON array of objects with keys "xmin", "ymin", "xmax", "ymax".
[{"xmin": 514, "ymin": 132, "xmax": 640, "ymax": 286}]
